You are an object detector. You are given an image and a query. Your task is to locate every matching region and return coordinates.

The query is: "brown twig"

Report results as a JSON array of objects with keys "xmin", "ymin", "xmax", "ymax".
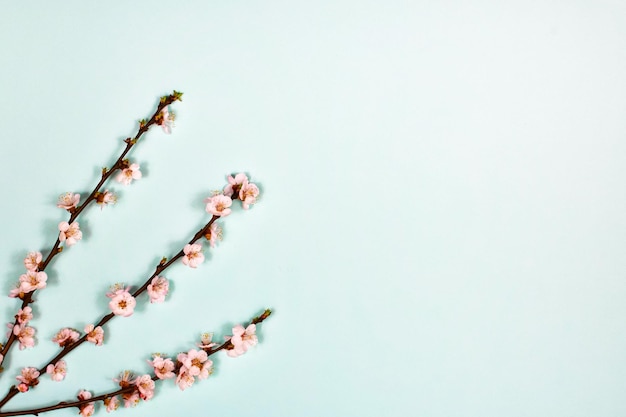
[
  {"xmin": 0, "ymin": 91, "xmax": 182, "ymax": 370},
  {"xmin": 0, "ymin": 310, "xmax": 272, "ymax": 417}
]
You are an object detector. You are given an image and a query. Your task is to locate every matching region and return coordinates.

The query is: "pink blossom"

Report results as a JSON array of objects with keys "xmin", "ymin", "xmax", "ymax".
[
  {"xmin": 57, "ymin": 192, "xmax": 80, "ymax": 210},
  {"xmin": 227, "ymin": 324, "xmax": 258, "ymax": 358},
  {"xmin": 104, "ymin": 396, "xmax": 120, "ymax": 412},
  {"xmin": 77, "ymin": 390, "xmax": 95, "ymax": 417},
  {"xmin": 135, "ymin": 374, "xmax": 155, "ymax": 400},
  {"xmin": 148, "ymin": 354, "xmax": 175, "ymax": 380},
  {"xmin": 197, "ymin": 332, "xmax": 218, "ymax": 350},
  {"xmin": 46, "ymin": 360, "xmax": 67, "ymax": 381},
  {"xmin": 10, "ymin": 324, "xmax": 35, "ymax": 350},
  {"xmin": 8, "ymin": 284, "xmax": 27, "ymax": 299},
  {"xmin": 23, "ymin": 252, "xmax": 42, "ymax": 271},
  {"xmin": 122, "ymin": 390, "xmax": 140, "ymax": 408},
  {"xmin": 204, "ymin": 194, "xmax": 232, "ymax": 217},
  {"xmin": 182, "ymin": 243, "xmax": 204, "ymax": 268},
  {"xmin": 58, "ymin": 221, "xmax": 82, "ymax": 246},
  {"xmin": 84, "ymin": 324, "xmax": 104, "ymax": 346},
  {"xmin": 223, "ymin": 173, "xmax": 248, "ymax": 198},
  {"xmin": 204, "ymin": 223, "xmax": 222, "ymax": 248},
  {"xmin": 175, "ymin": 370, "xmax": 195, "ymax": 391},
  {"xmin": 107, "ymin": 288, "xmax": 136, "ymax": 317},
  {"xmin": 177, "ymin": 349, "xmax": 212, "ymax": 380},
  {"xmin": 146, "ymin": 276, "xmax": 169, "ymax": 303},
  {"xmin": 15, "ymin": 367, "xmax": 39, "ymax": 392},
  {"xmin": 239, "ymin": 180, "xmax": 260, "ymax": 209},
  {"xmin": 15, "ymin": 307, "xmax": 33, "ymax": 325},
  {"xmin": 18, "ymin": 270, "xmax": 47, "ymax": 292},
  {"xmin": 52, "ymin": 327, "xmax": 79, "ymax": 347},
  {"xmin": 96, "ymin": 190, "xmax": 117, "ymax": 209},
  {"xmin": 116, "ymin": 163, "xmax": 142, "ymax": 185},
  {"xmin": 157, "ymin": 107, "xmax": 175, "ymax": 134},
  {"xmin": 114, "ymin": 370, "xmax": 136, "ymax": 388}
]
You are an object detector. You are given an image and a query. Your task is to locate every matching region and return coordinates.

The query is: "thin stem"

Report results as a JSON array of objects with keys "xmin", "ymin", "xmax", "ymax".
[
  {"xmin": 0, "ymin": 92, "xmax": 181, "ymax": 369},
  {"xmin": 0, "ymin": 310, "xmax": 271, "ymax": 417}
]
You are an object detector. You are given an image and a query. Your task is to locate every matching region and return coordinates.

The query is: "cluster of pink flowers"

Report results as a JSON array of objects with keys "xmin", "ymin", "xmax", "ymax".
[
  {"xmin": 77, "ymin": 390, "xmax": 95, "ymax": 416},
  {"xmin": 106, "ymin": 370, "xmax": 155, "ymax": 408},
  {"xmin": 147, "ymin": 354, "xmax": 175, "ymax": 380},
  {"xmin": 52, "ymin": 327, "xmax": 79, "ymax": 347},
  {"xmin": 226, "ymin": 324, "xmax": 258, "ymax": 358},
  {"xmin": 9, "ymin": 252, "xmax": 47, "ymax": 300},
  {"xmin": 46, "ymin": 360, "xmax": 67, "ymax": 381},
  {"xmin": 7, "ymin": 321, "xmax": 35, "ymax": 350},
  {"xmin": 116, "ymin": 162, "xmax": 142, "ymax": 186},
  {"xmin": 175, "ymin": 349, "xmax": 213, "ymax": 391},
  {"xmin": 58, "ymin": 221, "xmax": 82, "ymax": 246},
  {"xmin": 107, "ymin": 284, "xmax": 136, "ymax": 317},
  {"xmin": 15, "ymin": 367, "xmax": 39, "ymax": 392},
  {"xmin": 146, "ymin": 276, "xmax": 169, "ymax": 303},
  {"xmin": 223, "ymin": 173, "xmax": 260, "ymax": 210}
]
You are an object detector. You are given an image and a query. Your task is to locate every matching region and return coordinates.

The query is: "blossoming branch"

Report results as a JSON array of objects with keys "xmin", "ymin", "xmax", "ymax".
[
  {"xmin": 0, "ymin": 91, "xmax": 182, "ymax": 370},
  {"xmin": 0, "ymin": 309, "xmax": 271, "ymax": 416}
]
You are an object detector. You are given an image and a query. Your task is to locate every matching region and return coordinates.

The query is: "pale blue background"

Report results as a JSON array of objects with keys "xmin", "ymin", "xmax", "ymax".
[{"xmin": 1, "ymin": 1, "xmax": 626, "ymax": 416}]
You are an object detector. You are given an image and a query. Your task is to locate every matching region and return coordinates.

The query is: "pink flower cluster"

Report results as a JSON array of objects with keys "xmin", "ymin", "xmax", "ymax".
[
  {"xmin": 7, "ymin": 307, "xmax": 35, "ymax": 350},
  {"xmin": 15, "ymin": 367, "xmax": 39, "ymax": 392},
  {"xmin": 223, "ymin": 173, "xmax": 260, "ymax": 210},
  {"xmin": 108, "ymin": 371, "xmax": 155, "ymax": 408},
  {"xmin": 226, "ymin": 324, "xmax": 258, "ymax": 358},
  {"xmin": 107, "ymin": 285, "xmax": 136, "ymax": 317},
  {"xmin": 9, "ymin": 252, "xmax": 47, "ymax": 300},
  {"xmin": 175, "ymin": 349, "xmax": 213, "ymax": 391},
  {"xmin": 77, "ymin": 390, "xmax": 95, "ymax": 416}
]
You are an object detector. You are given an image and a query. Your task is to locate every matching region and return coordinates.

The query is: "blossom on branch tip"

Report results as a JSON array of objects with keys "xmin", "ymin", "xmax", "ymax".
[
  {"xmin": 19, "ymin": 270, "xmax": 47, "ymax": 292},
  {"xmin": 96, "ymin": 189, "xmax": 117, "ymax": 209},
  {"xmin": 226, "ymin": 324, "xmax": 258, "ymax": 358},
  {"xmin": 15, "ymin": 307, "xmax": 33, "ymax": 324},
  {"xmin": 223, "ymin": 173, "xmax": 248, "ymax": 198},
  {"xmin": 204, "ymin": 194, "xmax": 232, "ymax": 217},
  {"xmin": 85, "ymin": 324, "xmax": 104, "ymax": 346},
  {"xmin": 23, "ymin": 251, "xmax": 42, "ymax": 271},
  {"xmin": 239, "ymin": 180, "xmax": 259, "ymax": 209},
  {"xmin": 56, "ymin": 192, "xmax": 80, "ymax": 211},
  {"xmin": 116, "ymin": 163, "xmax": 142, "ymax": 185},
  {"xmin": 52, "ymin": 327, "xmax": 80, "ymax": 347},
  {"xmin": 77, "ymin": 390, "xmax": 95, "ymax": 417},
  {"xmin": 182, "ymin": 243, "xmax": 204, "ymax": 268},
  {"xmin": 148, "ymin": 354, "xmax": 175, "ymax": 380},
  {"xmin": 147, "ymin": 276, "xmax": 169, "ymax": 303},
  {"xmin": 58, "ymin": 221, "xmax": 82, "ymax": 246},
  {"xmin": 15, "ymin": 367, "xmax": 39, "ymax": 392},
  {"xmin": 107, "ymin": 287, "xmax": 136, "ymax": 317},
  {"xmin": 46, "ymin": 360, "xmax": 67, "ymax": 381}
]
